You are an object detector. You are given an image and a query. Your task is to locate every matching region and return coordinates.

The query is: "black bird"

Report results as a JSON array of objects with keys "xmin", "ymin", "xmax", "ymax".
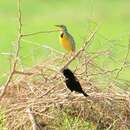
[{"xmin": 62, "ymin": 68, "xmax": 88, "ymax": 97}]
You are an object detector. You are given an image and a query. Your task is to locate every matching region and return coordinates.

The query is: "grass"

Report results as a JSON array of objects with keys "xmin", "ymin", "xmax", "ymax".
[
  {"xmin": 53, "ymin": 111, "xmax": 96, "ymax": 130},
  {"xmin": 0, "ymin": 0, "xmax": 130, "ymax": 85}
]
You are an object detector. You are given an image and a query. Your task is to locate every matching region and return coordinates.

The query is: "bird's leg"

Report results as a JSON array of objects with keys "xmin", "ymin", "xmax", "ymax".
[
  {"xmin": 62, "ymin": 53, "xmax": 69, "ymax": 60},
  {"xmin": 62, "ymin": 53, "xmax": 66, "ymax": 59},
  {"xmin": 60, "ymin": 53, "xmax": 68, "ymax": 63},
  {"xmin": 69, "ymin": 52, "xmax": 74, "ymax": 58},
  {"xmin": 62, "ymin": 53, "xmax": 73, "ymax": 62}
]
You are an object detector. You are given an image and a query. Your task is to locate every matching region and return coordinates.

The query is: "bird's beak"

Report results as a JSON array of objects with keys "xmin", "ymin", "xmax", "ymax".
[
  {"xmin": 54, "ymin": 25, "xmax": 63, "ymax": 32},
  {"xmin": 55, "ymin": 25, "xmax": 61, "ymax": 28}
]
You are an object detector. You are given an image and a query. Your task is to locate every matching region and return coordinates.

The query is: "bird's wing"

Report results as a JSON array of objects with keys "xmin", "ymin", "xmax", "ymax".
[{"xmin": 67, "ymin": 33, "xmax": 76, "ymax": 51}]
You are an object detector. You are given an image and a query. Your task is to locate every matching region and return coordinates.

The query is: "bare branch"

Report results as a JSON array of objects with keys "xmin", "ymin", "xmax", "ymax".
[
  {"xmin": 14, "ymin": 70, "xmax": 34, "ymax": 75},
  {"xmin": 21, "ymin": 30, "xmax": 60, "ymax": 37},
  {"xmin": 0, "ymin": 0, "xmax": 22, "ymax": 100},
  {"xmin": 26, "ymin": 108, "xmax": 39, "ymax": 130},
  {"xmin": 115, "ymin": 39, "xmax": 130, "ymax": 79},
  {"xmin": 86, "ymin": 68, "xmax": 119, "ymax": 77}
]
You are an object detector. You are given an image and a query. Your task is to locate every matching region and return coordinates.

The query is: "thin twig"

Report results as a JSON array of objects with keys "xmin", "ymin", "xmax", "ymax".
[
  {"xmin": 14, "ymin": 70, "xmax": 34, "ymax": 75},
  {"xmin": 0, "ymin": 0, "xmax": 22, "ymax": 100},
  {"xmin": 26, "ymin": 108, "xmax": 39, "ymax": 130},
  {"xmin": 21, "ymin": 39, "xmax": 64, "ymax": 55},
  {"xmin": 115, "ymin": 40, "xmax": 130, "ymax": 79},
  {"xmin": 21, "ymin": 30, "xmax": 60, "ymax": 37},
  {"xmin": 86, "ymin": 68, "xmax": 119, "ymax": 77}
]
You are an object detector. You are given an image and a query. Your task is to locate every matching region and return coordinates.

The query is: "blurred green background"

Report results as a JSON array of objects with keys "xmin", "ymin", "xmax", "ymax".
[{"xmin": 0, "ymin": 0, "xmax": 130, "ymax": 85}]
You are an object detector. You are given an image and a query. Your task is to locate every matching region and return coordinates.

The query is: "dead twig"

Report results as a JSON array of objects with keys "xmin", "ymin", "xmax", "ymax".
[
  {"xmin": 21, "ymin": 29, "xmax": 60, "ymax": 37},
  {"xmin": 14, "ymin": 70, "xmax": 34, "ymax": 75},
  {"xmin": 115, "ymin": 39, "xmax": 130, "ymax": 79},
  {"xmin": 0, "ymin": 0, "xmax": 22, "ymax": 101},
  {"xmin": 26, "ymin": 108, "xmax": 39, "ymax": 130}
]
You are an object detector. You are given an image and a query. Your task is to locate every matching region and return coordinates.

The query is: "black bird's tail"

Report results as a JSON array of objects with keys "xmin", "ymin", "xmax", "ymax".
[{"xmin": 82, "ymin": 91, "xmax": 89, "ymax": 97}]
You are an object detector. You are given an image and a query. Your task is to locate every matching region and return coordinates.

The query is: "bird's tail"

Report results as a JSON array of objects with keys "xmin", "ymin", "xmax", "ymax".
[{"xmin": 82, "ymin": 91, "xmax": 89, "ymax": 97}]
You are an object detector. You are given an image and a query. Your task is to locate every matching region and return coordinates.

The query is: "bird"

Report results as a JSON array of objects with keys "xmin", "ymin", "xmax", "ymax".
[
  {"xmin": 55, "ymin": 25, "xmax": 76, "ymax": 53},
  {"xmin": 62, "ymin": 68, "xmax": 88, "ymax": 97}
]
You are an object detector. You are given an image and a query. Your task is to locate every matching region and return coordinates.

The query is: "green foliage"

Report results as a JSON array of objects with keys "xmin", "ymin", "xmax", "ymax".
[
  {"xmin": 52, "ymin": 111, "xmax": 96, "ymax": 130},
  {"xmin": 0, "ymin": 0, "xmax": 130, "ymax": 85}
]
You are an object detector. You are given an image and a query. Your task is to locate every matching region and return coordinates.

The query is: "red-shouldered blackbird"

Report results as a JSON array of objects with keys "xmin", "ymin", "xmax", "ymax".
[{"xmin": 62, "ymin": 68, "xmax": 88, "ymax": 97}]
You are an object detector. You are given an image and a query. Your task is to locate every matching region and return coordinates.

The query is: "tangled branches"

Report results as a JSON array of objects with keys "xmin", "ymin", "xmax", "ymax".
[{"xmin": 0, "ymin": 0, "xmax": 130, "ymax": 130}]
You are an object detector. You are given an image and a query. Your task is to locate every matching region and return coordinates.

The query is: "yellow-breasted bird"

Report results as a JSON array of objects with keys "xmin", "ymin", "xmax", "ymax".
[{"xmin": 55, "ymin": 25, "xmax": 76, "ymax": 52}]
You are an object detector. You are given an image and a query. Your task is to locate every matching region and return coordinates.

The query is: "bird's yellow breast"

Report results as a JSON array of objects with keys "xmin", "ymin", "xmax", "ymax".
[{"xmin": 59, "ymin": 33, "xmax": 74, "ymax": 52}]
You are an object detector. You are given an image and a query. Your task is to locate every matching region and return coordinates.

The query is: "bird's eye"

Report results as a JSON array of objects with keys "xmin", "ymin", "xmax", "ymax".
[{"xmin": 60, "ymin": 33, "xmax": 64, "ymax": 38}]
